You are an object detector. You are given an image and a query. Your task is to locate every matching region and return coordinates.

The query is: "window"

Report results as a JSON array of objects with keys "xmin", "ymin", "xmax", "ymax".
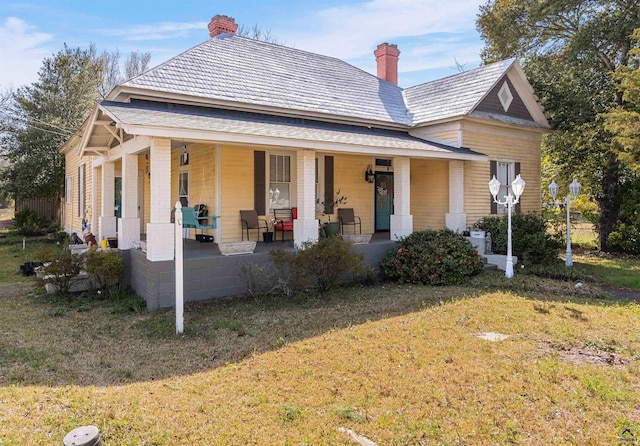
[
  {"xmin": 65, "ymin": 176, "xmax": 72, "ymax": 204},
  {"xmin": 496, "ymin": 161, "xmax": 515, "ymax": 214},
  {"xmin": 178, "ymin": 171, "xmax": 189, "ymax": 206},
  {"xmin": 77, "ymin": 164, "xmax": 85, "ymax": 217},
  {"xmin": 268, "ymin": 154, "xmax": 291, "ymax": 210},
  {"xmin": 498, "ymin": 81, "xmax": 513, "ymax": 112}
]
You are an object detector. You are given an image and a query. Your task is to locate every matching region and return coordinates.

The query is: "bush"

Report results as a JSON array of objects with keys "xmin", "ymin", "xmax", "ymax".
[
  {"xmin": 40, "ymin": 252, "xmax": 84, "ymax": 296},
  {"xmin": 13, "ymin": 209, "xmax": 46, "ymax": 236},
  {"xmin": 608, "ymin": 222, "xmax": 640, "ymax": 254},
  {"xmin": 269, "ymin": 237, "xmax": 363, "ymax": 294},
  {"xmin": 475, "ymin": 212, "xmax": 562, "ymax": 265},
  {"xmin": 84, "ymin": 249, "xmax": 123, "ymax": 290},
  {"xmin": 240, "ymin": 262, "xmax": 293, "ymax": 298},
  {"xmin": 380, "ymin": 229, "xmax": 483, "ymax": 285}
]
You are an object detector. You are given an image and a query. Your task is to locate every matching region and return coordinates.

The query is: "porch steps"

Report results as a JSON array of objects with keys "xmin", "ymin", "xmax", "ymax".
[{"xmin": 482, "ymin": 256, "xmax": 498, "ymax": 271}]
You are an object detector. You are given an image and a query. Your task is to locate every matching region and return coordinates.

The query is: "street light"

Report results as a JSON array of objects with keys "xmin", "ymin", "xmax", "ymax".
[
  {"xmin": 489, "ymin": 174, "xmax": 526, "ymax": 278},
  {"xmin": 549, "ymin": 178, "xmax": 581, "ymax": 266}
]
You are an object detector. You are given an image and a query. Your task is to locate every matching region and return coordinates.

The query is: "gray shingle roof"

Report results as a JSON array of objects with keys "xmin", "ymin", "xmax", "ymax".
[
  {"xmin": 403, "ymin": 59, "xmax": 515, "ymax": 125},
  {"xmin": 121, "ymin": 34, "xmax": 413, "ymax": 126},
  {"xmin": 100, "ymin": 100, "xmax": 484, "ymax": 158}
]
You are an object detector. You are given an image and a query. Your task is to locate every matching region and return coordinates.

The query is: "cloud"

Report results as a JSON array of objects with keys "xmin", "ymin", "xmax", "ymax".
[
  {"xmin": 0, "ymin": 17, "xmax": 53, "ymax": 89},
  {"xmin": 101, "ymin": 21, "xmax": 208, "ymax": 41},
  {"xmin": 281, "ymin": 0, "xmax": 483, "ymax": 60}
]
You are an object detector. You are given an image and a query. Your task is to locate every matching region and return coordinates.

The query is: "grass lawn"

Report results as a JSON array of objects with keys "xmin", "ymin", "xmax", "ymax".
[{"xmin": 1, "ymin": 252, "xmax": 640, "ymax": 445}]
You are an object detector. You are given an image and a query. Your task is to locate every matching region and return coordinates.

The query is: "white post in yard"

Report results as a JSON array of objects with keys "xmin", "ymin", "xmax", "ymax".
[{"xmin": 174, "ymin": 201, "xmax": 184, "ymax": 334}]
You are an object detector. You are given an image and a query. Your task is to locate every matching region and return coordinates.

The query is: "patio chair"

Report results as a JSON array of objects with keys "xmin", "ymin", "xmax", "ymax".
[
  {"xmin": 338, "ymin": 208, "xmax": 361, "ymax": 234},
  {"xmin": 273, "ymin": 207, "xmax": 297, "ymax": 242},
  {"xmin": 240, "ymin": 210, "xmax": 268, "ymax": 241}
]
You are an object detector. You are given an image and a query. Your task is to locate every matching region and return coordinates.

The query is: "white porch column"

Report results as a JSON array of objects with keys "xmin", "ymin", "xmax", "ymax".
[
  {"xmin": 147, "ymin": 138, "xmax": 175, "ymax": 261},
  {"xmin": 99, "ymin": 162, "xmax": 116, "ymax": 241},
  {"xmin": 390, "ymin": 157, "xmax": 413, "ymax": 240},
  {"xmin": 91, "ymin": 166, "xmax": 98, "ymax": 235},
  {"xmin": 118, "ymin": 153, "xmax": 140, "ymax": 250},
  {"xmin": 445, "ymin": 160, "xmax": 467, "ymax": 232},
  {"xmin": 294, "ymin": 149, "xmax": 319, "ymax": 247}
]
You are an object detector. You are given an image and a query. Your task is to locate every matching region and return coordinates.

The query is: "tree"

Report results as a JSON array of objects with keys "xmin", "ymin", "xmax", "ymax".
[
  {"xmin": 477, "ymin": 0, "xmax": 640, "ymax": 251},
  {"xmin": 0, "ymin": 45, "xmax": 150, "ymax": 205},
  {"xmin": 605, "ymin": 28, "xmax": 640, "ymax": 172},
  {"xmin": 0, "ymin": 44, "xmax": 104, "ymax": 203}
]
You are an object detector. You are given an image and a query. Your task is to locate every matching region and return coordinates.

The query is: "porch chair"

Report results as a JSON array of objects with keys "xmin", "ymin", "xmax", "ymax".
[
  {"xmin": 240, "ymin": 210, "xmax": 268, "ymax": 241},
  {"xmin": 273, "ymin": 207, "xmax": 297, "ymax": 242},
  {"xmin": 338, "ymin": 208, "xmax": 361, "ymax": 234},
  {"xmin": 182, "ymin": 206, "xmax": 220, "ymax": 242}
]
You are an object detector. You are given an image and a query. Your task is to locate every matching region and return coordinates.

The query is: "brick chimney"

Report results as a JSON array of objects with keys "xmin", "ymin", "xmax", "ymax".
[
  {"xmin": 374, "ymin": 43, "xmax": 400, "ymax": 85},
  {"xmin": 208, "ymin": 15, "xmax": 238, "ymax": 38}
]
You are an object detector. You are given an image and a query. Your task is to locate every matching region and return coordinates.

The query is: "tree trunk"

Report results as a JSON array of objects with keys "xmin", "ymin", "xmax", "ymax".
[{"xmin": 598, "ymin": 152, "xmax": 621, "ymax": 252}]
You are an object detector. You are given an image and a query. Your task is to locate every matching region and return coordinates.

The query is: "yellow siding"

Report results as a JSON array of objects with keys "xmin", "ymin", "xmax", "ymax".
[
  {"xmin": 462, "ymin": 124, "xmax": 542, "ymax": 227},
  {"xmin": 220, "ymin": 145, "xmax": 254, "ymax": 242},
  {"xmin": 411, "ymin": 159, "xmax": 449, "ymax": 230},
  {"xmin": 63, "ymin": 150, "xmax": 94, "ymax": 233},
  {"xmin": 333, "ymin": 154, "xmax": 374, "ymax": 234}
]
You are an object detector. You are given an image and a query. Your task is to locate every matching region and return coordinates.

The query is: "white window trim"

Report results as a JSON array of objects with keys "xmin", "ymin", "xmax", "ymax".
[
  {"xmin": 496, "ymin": 159, "xmax": 515, "ymax": 214},
  {"xmin": 77, "ymin": 164, "xmax": 85, "ymax": 218},
  {"xmin": 65, "ymin": 176, "xmax": 72, "ymax": 204},
  {"xmin": 266, "ymin": 151, "xmax": 296, "ymax": 214}
]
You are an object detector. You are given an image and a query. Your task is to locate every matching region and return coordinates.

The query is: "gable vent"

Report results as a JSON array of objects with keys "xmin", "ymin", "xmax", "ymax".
[{"xmin": 498, "ymin": 81, "xmax": 513, "ymax": 112}]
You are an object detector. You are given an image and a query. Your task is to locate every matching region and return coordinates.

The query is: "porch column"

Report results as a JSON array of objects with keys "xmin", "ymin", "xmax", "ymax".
[
  {"xmin": 445, "ymin": 160, "xmax": 467, "ymax": 232},
  {"xmin": 99, "ymin": 162, "xmax": 116, "ymax": 241},
  {"xmin": 118, "ymin": 153, "xmax": 140, "ymax": 250},
  {"xmin": 146, "ymin": 138, "xmax": 175, "ymax": 261},
  {"xmin": 294, "ymin": 149, "xmax": 319, "ymax": 247},
  {"xmin": 390, "ymin": 156, "xmax": 413, "ymax": 240},
  {"xmin": 91, "ymin": 166, "xmax": 98, "ymax": 236}
]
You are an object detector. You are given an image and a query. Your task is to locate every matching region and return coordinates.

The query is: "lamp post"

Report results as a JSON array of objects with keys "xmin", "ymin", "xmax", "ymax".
[
  {"xmin": 548, "ymin": 179, "xmax": 581, "ymax": 266},
  {"xmin": 489, "ymin": 174, "xmax": 526, "ymax": 278}
]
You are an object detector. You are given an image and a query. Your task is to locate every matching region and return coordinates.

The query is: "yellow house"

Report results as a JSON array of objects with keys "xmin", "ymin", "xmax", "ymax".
[{"xmin": 61, "ymin": 15, "xmax": 549, "ymax": 308}]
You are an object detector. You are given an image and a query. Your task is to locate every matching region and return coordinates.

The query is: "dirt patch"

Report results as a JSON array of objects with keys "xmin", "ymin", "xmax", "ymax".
[
  {"xmin": 601, "ymin": 285, "xmax": 640, "ymax": 302},
  {"xmin": 541, "ymin": 341, "xmax": 628, "ymax": 366},
  {"xmin": 0, "ymin": 282, "xmax": 34, "ymax": 298}
]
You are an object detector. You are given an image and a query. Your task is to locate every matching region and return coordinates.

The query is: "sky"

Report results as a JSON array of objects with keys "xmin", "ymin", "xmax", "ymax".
[{"xmin": 0, "ymin": 0, "xmax": 487, "ymax": 92}]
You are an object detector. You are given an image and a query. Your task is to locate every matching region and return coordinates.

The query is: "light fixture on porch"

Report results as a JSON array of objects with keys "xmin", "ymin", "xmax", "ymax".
[
  {"xmin": 489, "ymin": 174, "xmax": 526, "ymax": 279},
  {"xmin": 548, "ymin": 178, "xmax": 581, "ymax": 266},
  {"xmin": 180, "ymin": 145, "xmax": 189, "ymax": 167},
  {"xmin": 365, "ymin": 164, "xmax": 375, "ymax": 183}
]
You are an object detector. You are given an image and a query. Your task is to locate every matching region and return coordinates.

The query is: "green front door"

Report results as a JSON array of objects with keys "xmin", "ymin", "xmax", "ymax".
[{"xmin": 375, "ymin": 172, "xmax": 393, "ymax": 232}]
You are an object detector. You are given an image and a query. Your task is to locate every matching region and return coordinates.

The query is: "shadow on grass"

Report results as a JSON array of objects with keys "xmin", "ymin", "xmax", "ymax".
[{"xmin": 0, "ymin": 267, "xmax": 636, "ymax": 388}]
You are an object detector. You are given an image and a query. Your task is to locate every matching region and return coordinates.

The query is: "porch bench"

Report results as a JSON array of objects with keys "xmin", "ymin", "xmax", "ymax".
[
  {"xmin": 182, "ymin": 206, "xmax": 220, "ymax": 242},
  {"xmin": 273, "ymin": 207, "xmax": 297, "ymax": 242}
]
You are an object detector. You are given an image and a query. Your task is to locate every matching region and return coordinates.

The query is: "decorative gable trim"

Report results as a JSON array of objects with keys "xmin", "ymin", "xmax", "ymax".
[{"xmin": 498, "ymin": 81, "xmax": 513, "ymax": 112}]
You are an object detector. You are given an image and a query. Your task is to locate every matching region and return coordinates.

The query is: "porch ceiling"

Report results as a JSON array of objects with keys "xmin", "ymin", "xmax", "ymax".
[{"xmin": 96, "ymin": 100, "xmax": 487, "ymax": 161}]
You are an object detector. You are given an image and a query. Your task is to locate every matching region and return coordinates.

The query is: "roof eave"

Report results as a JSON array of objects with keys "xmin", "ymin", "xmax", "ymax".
[{"xmin": 109, "ymin": 86, "xmax": 412, "ymax": 130}]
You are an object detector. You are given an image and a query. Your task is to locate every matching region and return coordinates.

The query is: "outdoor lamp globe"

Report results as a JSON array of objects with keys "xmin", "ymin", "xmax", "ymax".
[
  {"xmin": 569, "ymin": 179, "xmax": 581, "ymax": 201},
  {"xmin": 488, "ymin": 175, "xmax": 501, "ymax": 200},
  {"xmin": 548, "ymin": 180, "xmax": 559, "ymax": 201},
  {"xmin": 511, "ymin": 174, "xmax": 526, "ymax": 199}
]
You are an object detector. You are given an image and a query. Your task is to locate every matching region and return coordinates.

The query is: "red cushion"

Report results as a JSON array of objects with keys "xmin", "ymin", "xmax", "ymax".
[
  {"xmin": 274, "ymin": 221, "xmax": 294, "ymax": 231},
  {"xmin": 292, "ymin": 207, "xmax": 298, "ymax": 219}
]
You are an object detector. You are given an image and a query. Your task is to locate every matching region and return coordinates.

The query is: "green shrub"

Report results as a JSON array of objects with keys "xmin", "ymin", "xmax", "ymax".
[
  {"xmin": 380, "ymin": 229, "xmax": 483, "ymax": 285},
  {"xmin": 608, "ymin": 222, "xmax": 640, "ymax": 254},
  {"xmin": 84, "ymin": 249, "xmax": 123, "ymax": 290},
  {"xmin": 13, "ymin": 209, "xmax": 46, "ymax": 236},
  {"xmin": 269, "ymin": 237, "xmax": 363, "ymax": 294},
  {"xmin": 475, "ymin": 212, "xmax": 562, "ymax": 265}
]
